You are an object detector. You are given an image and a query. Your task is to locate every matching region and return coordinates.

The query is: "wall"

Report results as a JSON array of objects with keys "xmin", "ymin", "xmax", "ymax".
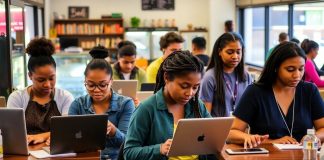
[
  {"xmin": 45, "ymin": 0, "xmax": 236, "ymax": 55},
  {"xmin": 209, "ymin": 0, "xmax": 236, "ymax": 50}
]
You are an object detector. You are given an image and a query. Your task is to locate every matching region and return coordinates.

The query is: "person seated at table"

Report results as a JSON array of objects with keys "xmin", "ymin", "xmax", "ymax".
[
  {"xmin": 112, "ymin": 40, "xmax": 147, "ymax": 91},
  {"xmin": 68, "ymin": 46, "xmax": 135, "ymax": 160},
  {"xmin": 7, "ymin": 37, "xmax": 74, "ymax": 144},
  {"xmin": 123, "ymin": 50, "xmax": 212, "ymax": 160},
  {"xmin": 301, "ymin": 39, "xmax": 324, "ymax": 86},
  {"xmin": 227, "ymin": 42, "xmax": 324, "ymax": 148}
]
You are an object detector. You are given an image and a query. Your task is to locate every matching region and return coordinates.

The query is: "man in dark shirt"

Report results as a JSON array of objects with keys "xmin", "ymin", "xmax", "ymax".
[{"xmin": 192, "ymin": 37, "xmax": 209, "ymax": 66}]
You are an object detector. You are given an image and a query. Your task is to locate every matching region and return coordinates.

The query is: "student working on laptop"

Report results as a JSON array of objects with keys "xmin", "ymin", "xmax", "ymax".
[
  {"xmin": 199, "ymin": 32, "xmax": 252, "ymax": 117},
  {"xmin": 7, "ymin": 37, "xmax": 74, "ymax": 145},
  {"xmin": 124, "ymin": 51, "xmax": 211, "ymax": 160},
  {"xmin": 227, "ymin": 42, "xmax": 324, "ymax": 148},
  {"xmin": 112, "ymin": 41, "xmax": 147, "ymax": 91},
  {"xmin": 68, "ymin": 46, "xmax": 135, "ymax": 160}
]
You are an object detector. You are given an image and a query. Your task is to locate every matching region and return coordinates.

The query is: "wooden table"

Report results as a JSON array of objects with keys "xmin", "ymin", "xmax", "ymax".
[
  {"xmin": 3, "ymin": 143, "xmax": 100, "ymax": 160},
  {"xmin": 218, "ymin": 143, "xmax": 319, "ymax": 160}
]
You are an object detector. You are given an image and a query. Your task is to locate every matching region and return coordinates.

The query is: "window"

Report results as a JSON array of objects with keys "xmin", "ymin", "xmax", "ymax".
[
  {"xmin": 244, "ymin": 8, "xmax": 265, "ymax": 66},
  {"xmin": 24, "ymin": 6, "xmax": 34, "ymax": 46},
  {"xmin": 294, "ymin": 2, "xmax": 324, "ymax": 68},
  {"xmin": 269, "ymin": 5, "xmax": 288, "ymax": 49}
]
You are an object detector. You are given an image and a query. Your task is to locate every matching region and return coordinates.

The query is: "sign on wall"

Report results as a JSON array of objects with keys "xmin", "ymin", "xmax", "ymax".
[
  {"xmin": 68, "ymin": 6, "xmax": 89, "ymax": 19},
  {"xmin": 142, "ymin": 0, "xmax": 175, "ymax": 10}
]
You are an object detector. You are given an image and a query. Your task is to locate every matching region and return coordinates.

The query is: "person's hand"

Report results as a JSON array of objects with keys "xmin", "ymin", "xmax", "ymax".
[
  {"xmin": 160, "ymin": 139, "xmax": 172, "ymax": 156},
  {"xmin": 271, "ymin": 136, "xmax": 299, "ymax": 144},
  {"xmin": 107, "ymin": 121, "xmax": 117, "ymax": 137},
  {"xmin": 133, "ymin": 98, "xmax": 140, "ymax": 106},
  {"xmin": 27, "ymin": 133, "xmax": 49, "ymax": 145},
  {"xmin": 45, "ymin": 137, "xmax": 51, "ymax": 146},
  {"xmin": 244, "ymin": 134, "xmax": 269, "ymax": 149}
]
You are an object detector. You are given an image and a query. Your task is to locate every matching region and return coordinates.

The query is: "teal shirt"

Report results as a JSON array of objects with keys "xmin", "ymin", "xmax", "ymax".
[{"xmin": 123, "ymin": 89, "xmax": 211, "ymax": 160}]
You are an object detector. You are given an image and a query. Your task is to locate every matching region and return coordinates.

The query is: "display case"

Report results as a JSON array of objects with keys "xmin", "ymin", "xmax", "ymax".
[
  {"xmin": 125, "ymin": 27, "xmax": 178, "ymax": 60},
  {"xmin": 53, "ymin": 52, "xmax": 91, "ymax": 98}
]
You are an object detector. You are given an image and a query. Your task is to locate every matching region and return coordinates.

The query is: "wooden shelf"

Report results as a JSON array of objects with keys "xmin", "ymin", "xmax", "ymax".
[
  {"xmin": 54, "ymin": 18, "xmax": 123, "ymax": 23},
  {"xmin": 57, "ymin": 33, "xmax": 124, "ymax": 37}
]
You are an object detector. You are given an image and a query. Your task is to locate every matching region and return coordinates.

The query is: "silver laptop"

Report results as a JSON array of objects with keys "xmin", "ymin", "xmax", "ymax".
[
  {"xmin": 112, "ymin": 80, "xmax": 137, "ymax": 99},
  {"xmin": 168, "ymin": 117, "xmax": 234, "ymax": 157},
  {"xmin": 136, "ymin": 91, "xmax": 154, "ymax": 101},
  {"xmin": 48, "ymin": 114, "xmax": 108, "ymax": 154},
  {"xmin": 0, "ymin": 108, "xmax": 28, "ymax": 155}
]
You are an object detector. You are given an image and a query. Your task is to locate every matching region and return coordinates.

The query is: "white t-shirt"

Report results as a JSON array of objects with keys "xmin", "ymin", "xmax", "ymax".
[
  {"xmin": 7, "ymin": 87, "xmax": 74, "ymax": 115},
  {"xmin": 122, "ymin": 72, "xmax": 131, "ymax": 80}
]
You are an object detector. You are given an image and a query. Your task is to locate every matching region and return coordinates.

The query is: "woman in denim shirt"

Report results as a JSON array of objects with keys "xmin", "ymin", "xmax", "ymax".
[
  {"xmin": 69, "ymin": 46, "xmax": 135, "ymax": 160},
  {"xmin": 124, "ymin": 51, "xmax": 212, "ymax": 160}
]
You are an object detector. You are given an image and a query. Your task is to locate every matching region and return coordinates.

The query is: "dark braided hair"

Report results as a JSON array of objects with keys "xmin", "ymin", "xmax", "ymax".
[
  {"xmin": 207, "ymin": 32, "xmax": 246, "ymax": 117},
  {"xmin": 154, "ymin": 50, "xmax": 204, "ymax": 118}
]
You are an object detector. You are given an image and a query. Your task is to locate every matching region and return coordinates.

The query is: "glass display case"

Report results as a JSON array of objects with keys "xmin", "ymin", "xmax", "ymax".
[
  {"xmin": 10, "ymin": 3, "xmax": 26, "ymax": 91},
  {"xmin": 53, "ymin": 53, "xmax": 91, "ymax": 98},
  {"xmin": 125, "ymin": 27, "xmax": 178, "ymax": 60}
]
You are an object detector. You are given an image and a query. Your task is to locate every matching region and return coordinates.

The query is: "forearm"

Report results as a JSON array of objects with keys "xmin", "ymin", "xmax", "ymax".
[
  {"xmin": 316, "ymin": 128, "xmax": 324, "ymax": 142},
  {"xmin": 227, "ymin": 129, "xmax": 249, "ymax": 144}
]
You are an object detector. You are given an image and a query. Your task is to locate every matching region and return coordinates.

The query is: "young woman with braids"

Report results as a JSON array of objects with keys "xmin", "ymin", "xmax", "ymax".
[
  {"xmin": 7, "ymin": 37, "xmax": 74, "ymax": 144},
  {"xmin": 199, "ymin": 32, "xmax": 252, "ymax": 117},
  {"xmin": 123, "ymin": 50, "xmax": 211, "ymax": 160}
]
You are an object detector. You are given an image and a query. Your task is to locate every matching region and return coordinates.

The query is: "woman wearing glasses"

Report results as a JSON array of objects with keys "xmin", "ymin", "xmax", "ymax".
[
  {"xmin": 199, "ymin": 32, "xmax": 252, "ymax": 117},
  {"xmin": 68, "ymin": 46, "xmax": 135, "ymax": 160}
]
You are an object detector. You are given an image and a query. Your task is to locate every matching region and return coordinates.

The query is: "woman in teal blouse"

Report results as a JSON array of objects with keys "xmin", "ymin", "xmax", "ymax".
[{"xmin": 123, "ymin": 50, "xmax": 211, "ymax": 160}]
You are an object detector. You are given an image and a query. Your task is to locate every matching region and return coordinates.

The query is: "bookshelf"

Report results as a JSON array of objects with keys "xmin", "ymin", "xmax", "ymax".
[{"xmin": 54, "ymin": 18, "xmax": 124, "ymax": 50}]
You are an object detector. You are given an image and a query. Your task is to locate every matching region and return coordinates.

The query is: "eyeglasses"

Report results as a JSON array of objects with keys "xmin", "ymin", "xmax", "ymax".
[{"xmin": 84, "ymin": 82, "xmax": 109, "ymax": 91}]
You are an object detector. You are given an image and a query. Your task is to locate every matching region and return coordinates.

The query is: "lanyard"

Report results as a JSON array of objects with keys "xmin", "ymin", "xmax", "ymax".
[{"xmin": 224, "ymin": 75, "xmax": 238, "ymax": 111}]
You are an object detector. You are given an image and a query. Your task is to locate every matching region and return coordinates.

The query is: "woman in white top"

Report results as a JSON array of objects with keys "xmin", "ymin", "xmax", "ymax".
[{"xmin": 7, "ymin": 37, "xmax": 74, "ymax": 145}]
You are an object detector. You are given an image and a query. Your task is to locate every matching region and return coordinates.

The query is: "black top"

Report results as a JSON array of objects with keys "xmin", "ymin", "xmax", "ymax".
[
  {"xmin": 196, "ymin": 54, "xmax": 210, "ymax": 66},
  {"xmin": 25, "ymin": 90, "xmax": 61, "ymax": 134},
  {"xmin": 233, "ymin": 82, "xmax": 324, "ymax": 142}
]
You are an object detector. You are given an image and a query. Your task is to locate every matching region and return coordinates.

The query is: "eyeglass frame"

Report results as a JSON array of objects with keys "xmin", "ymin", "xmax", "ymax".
[{"xmin": 84, "ymin": 81, "xmax": 111, "ymax": 91}]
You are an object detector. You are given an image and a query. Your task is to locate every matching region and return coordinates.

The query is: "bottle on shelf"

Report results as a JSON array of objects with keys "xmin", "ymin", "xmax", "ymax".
[
  {"xmin": 0, "ymin": 129, "xmax": 3, "ymax": 158},
  {"xmin": 303, "ymin": 129, "xmax": 319, "ymax": 160}
]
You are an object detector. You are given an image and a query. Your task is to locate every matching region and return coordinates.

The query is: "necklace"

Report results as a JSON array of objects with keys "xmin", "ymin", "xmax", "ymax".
[{"xmin": 275, "ymin": 96, "xmax": 295, "ymax": 138}]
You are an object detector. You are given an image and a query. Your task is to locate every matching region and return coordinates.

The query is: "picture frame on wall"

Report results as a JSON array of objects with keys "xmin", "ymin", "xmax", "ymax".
[
  {"xmin": 142, "ymin": 0, "xmax": 175, "ymax": 10},
  {"xmin": 68, "ymin": 6, "xmax": 89, "ymax": 19}
]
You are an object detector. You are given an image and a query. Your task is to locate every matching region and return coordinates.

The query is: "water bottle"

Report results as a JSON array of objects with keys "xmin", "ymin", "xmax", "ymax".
[
  {"xmin": 303, "ymin": 129, "xmax": 319, "ymax": 160},
  {"xmin": 0, "ymin": 129, "xmax": 3, "ymax": 158}
]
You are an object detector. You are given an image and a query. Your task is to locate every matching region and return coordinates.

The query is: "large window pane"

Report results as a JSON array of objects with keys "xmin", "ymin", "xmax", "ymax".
[
  {"xmin": 244, "ymin": 8, "xmax": 265, "ymax": 66},
  {"xmin": 269, "ymin": 5, "xmax": 288, "ymax": 49},
  {"xmin": 294, "ymin": 2, "xmax": 324, "ymax": 68},
  {"xmin": 24, "ymin": 6, "xmax": 34, "ymax": 46}
]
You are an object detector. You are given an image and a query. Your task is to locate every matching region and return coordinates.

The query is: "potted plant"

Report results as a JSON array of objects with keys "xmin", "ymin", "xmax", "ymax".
[{"xmin": 131, "ymin": 17, "xmax": 140, "ymax": 28}]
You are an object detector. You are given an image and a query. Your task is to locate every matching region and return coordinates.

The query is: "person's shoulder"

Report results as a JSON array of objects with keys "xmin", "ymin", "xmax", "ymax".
[
  {"xmin": 138, "ymin": 67, "xmax": 146, "ymax": 75},
  {"xmin": 136, "ymin": 94, "xmax": 158, "ymax": 112},
  {"xmin": 54, "ymin": 88, "xmax": 74, "ymax": 99},
  {"xmin": 9, "ymin": 88, "xmax": 28, "ymax": 98},
  {"xmin": 298, "ymin": 81, "xmax": 318, "ymax": 91}
]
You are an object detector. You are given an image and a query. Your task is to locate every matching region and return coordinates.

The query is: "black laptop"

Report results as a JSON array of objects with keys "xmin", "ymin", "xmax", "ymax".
[{"xmin": 48, "ymin": 114, "xmax": 108, "ymax": 154}]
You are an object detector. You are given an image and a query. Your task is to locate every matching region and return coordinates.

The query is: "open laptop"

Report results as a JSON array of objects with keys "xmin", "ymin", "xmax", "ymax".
[
  {"xmin": 112, "ymin": 80, "xmax": 137, "ymax": 99},
  {"xmin": 48, "ymin": 114, "xmax": 108, "ymax": 154},
  {"xmin": 0, "ymin": 108, "xmax": 29, "ymax": 155},
  {"xmin": 168, "ymin": 117, "xmax": 234, "ymax": 157},
  {"xmin": 136, "ymin": 91, "xmax": 154, "ymax": 101},
  {"xmin": 140, "ymin": 83, "xmax": 156, "ymax": 91}
]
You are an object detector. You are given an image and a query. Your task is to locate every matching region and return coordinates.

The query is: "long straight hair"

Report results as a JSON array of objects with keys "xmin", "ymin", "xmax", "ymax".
[
  {"xmin": 257, "ymin": 42, "xmax": 306, "ymax": 88},
  {"xmin": 207, "ymin": 32, "xmax": 246, "ymax": 117},
  {"xmin": 154, "ymin": 50, "xmax": 204, "ymax": 118}
]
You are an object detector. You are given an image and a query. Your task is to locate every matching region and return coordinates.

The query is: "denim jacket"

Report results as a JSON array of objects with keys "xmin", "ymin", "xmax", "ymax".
[{"xmin": 69, "ymin": 91, "xmax": 135, "ymax": 160}]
